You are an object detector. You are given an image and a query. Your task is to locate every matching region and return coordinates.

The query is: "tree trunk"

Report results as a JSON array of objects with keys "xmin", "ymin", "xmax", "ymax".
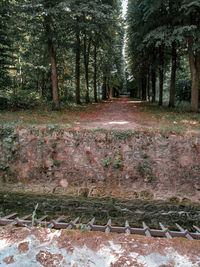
[
  {"xmin": 107, "ymin": 84, "xmax": 110, "ymax": 99},
  {"xmin": 45, "ymin": 15, "xmax": 60, "ymax": 110},
  {"xmin": 93, "ymin": 44, "xmax": 98, "ymax": 103},
  {"xmin": 151, "ymin": 69, "xmax": 156, "ymax": 103},
  {"xmin": 141, "ymin": 75, "xmax": 147, "ymax": 100},
  {"xmin": 158, "ymin": 45, "xmax": 164, "ymax": 106},
  {"xmin": 102, "ymin": 76, "xmax": 107, "ymax": 100},
  {"xmin": 75, "ymin": 29, "xmax": 81, "ymax": 105},
  {"xmin": 169, "ymin": 42, "xmax": 177, "ymax": 108},
  {"xmin": 84, "ymin": 34, "xmax": 91, "ymax": 103},
  {"xmin": 189, "ymin": 38, "xmax": 199, "ymax": 112},
  {"xmin": 147, "ymin": 71, "xmax": 150, "ymax": 101},
  {"xmin": 109, "ymin": 86, "xmax": 114, "ymax": 99},
  {"xmin": 189, "ymin": 51, "xmax": 199, "ymax": 112},
  {"xmin": 47, "ymin": 39, "xmax": 60, "ymax": 110}
]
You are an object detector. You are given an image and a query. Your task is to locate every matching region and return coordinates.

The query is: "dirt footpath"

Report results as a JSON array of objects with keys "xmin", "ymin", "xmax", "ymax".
[
  {"xmin": 74, "ymin": 97, "xmax": 156, "ymax": 130},
  {"xmin": 0, "ymin": 227, "xmax": 200, "ymax": 267}
]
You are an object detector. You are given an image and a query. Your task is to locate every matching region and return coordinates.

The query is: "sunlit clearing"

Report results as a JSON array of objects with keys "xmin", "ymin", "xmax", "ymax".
[
  {"xmin": 129, "ymin": 101, "xmax": 143, "ymax": 103},
  {"xmin": 108, "ymin": 121, "xmax": 129, "ymax": 125}
]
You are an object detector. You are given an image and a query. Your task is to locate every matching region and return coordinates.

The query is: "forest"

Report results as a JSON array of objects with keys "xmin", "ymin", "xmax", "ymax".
[
  {"xmin": 0, "ymin": 0, "xmax": 200, "ymax": 112},
  {"xmin": 0, "ymin": 0, "xmax": 124, "ymax": 111},
  {"xmin": 1, "ymin": 1, "xmax": 200, "ymax": 261},
  {"xmin": 126, "ymin": 0, "xmax": 200, "ymax": 112}
]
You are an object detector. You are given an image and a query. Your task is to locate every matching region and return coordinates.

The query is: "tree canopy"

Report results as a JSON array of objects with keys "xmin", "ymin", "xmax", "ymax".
[{"xmin": 0, "ymin": 0, "xmax": 124, "ymax": 109}]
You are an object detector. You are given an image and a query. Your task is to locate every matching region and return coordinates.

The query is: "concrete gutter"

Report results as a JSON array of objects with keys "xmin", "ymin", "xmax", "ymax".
[{"xmin": 0, "ymin": 227, "xmax": 199, "ymax": 266}]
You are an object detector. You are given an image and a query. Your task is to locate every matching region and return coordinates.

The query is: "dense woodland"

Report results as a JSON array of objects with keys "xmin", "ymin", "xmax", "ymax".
[
  {"xmin": 0, "ymin": 0, "xmax": 200, "ymax": 111},
  {"xmin": 0, "ymin": 0, "xmax": 124, "ymax": 110},
  {"xmin": 127, "ymin": 0, "xmax": 200, "ymax": 111}
]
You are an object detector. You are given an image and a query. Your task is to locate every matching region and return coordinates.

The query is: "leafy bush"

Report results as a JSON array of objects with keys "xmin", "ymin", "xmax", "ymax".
[
  {"xmin": 8, "ymin": 90, "xmax": 39, "ymax": 109},
  {"xmin": 113, "ymin": 158, "xmax": 123, "ymax": 169},
  {"xmin": 102, "ymin": 156, "xmax": 111, "ymax": 167}
]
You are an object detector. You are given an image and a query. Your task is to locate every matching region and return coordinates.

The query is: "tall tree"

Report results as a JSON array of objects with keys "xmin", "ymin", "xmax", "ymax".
[
  {"xmin": 44, "ymin": 1, "xmax": 60, "ymax": 110},
  {"xmin": 0, "ymin": 0, "xmax": 13, "ymax": 89},
  {"xmin": 169, "ymin": 41, "xmax": 177, "ymax": 107},
  {"xmin": 182, "ymin": 0, "xmax": 200, "ymax": 111}
]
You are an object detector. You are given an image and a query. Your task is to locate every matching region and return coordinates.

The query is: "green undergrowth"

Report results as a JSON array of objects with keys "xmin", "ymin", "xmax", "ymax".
[
  {"xmin": 0, "ymin": 125, "xmax": 19, "ymax": 181},
  {"xmin": 0, "ymin": 124, "xmax": 198, "ymax": 140},
  {"xmin": 0, "ymin": 100, "xmax": 199, "ymax": 136},
  {"xmin": 0, "ymin": 103, "xmax": 96, "ymax": 126},
  {"xmin": 138, "ymin": 102, "xmax": 200, "ymax": 135}
]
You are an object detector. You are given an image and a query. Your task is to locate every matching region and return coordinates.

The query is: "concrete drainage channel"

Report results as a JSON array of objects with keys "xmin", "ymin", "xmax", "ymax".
[{"xmin": 0, "ymin": 213, "xmax": 200, "ymax": 240}]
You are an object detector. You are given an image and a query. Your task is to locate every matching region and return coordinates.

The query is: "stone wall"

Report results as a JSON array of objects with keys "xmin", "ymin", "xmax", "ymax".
[{"xmin": 0, "ymin": 126, "xmax": 200, "ymax": 202}]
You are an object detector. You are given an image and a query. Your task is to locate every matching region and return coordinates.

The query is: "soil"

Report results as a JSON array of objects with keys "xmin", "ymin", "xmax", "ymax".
[
  {"xmin": 1, "ymin": 98, "xmax": 200, "ymax": 264},
  {"xmin": 73, "ymin": 97, "xmax": 157, "ymax": 130}
]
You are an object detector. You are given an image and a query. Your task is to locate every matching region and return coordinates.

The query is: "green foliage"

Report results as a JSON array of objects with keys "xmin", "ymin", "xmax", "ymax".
[
  {"xmin": 141, "ymin": 154, "xmax": 149, "ymax": 159},
  {"xmin": 0, "ymin": 98, "xmax": 8, "ymax": 110},
  {"xmin": 127, "ymin": 0, "xmax": 200, "ymax": 110},
  {"xmin": 76, "ymin": 223, "xmax": 88, "ymax": 232},
  {"xmin": 8, "ymin": 90, "xmax": 40, "ymax": 109},
  {"xmin": 0, "ymin": 0, "xmax": 13, "ymax": 90},
  {"xmin": 47, "ymin": 124, "xmax": 59, "ymax": 132},
  {"xmin": 0, "ymin": 125, "xmax": 16, "ymax": 138},
  {"xmin": 31, "ymin": 203, "xmax": 39, "ymax": 227},
  {"xmin": 102, "ymin": 156, "xmax": 111, "ymax": 167},
  {"xmin": 0, "ymin": 125, "xmax": 18, "ymax": 179},
  {"xmin": 138, "ymin": 160, "xmax": 155, "ymax": 183},
  {"xmin": 0, "ymin": 0, "xmax": 123, "ymax": 108},
  {"xmin": 113, "ymin": 130, "xmax": 133, "ymax": 139},
  {"xmin": 175, "ymin": 79, "xmax": 191, "ymax": 102},
  {"xmin": 53, "ymin": 160, "xmax": 62, "ymax": 167},
  {"xmin": 113, "ymin": 158, "xmax": 123, "ymax": 169},
  {"xmin": 80, "ymin": 224, "xmax": 88, "ymax": 233}
]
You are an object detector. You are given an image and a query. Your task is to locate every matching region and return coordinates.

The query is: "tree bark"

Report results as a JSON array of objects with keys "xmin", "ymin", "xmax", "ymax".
[
  {"xmin": 47, "ymin": 39, "xmax": 60, "ymax": 110},
  {"xmin": 147, "ymin": 71, "xmax": 150, "ymax": 101},
  {"xmin": 102, "ymin": 76, "xmax": 107, "ymax": 100},
  {"xmin": 169, "ymin": 42, "xmax": 177, "ymax": 108},
  {"xmin": 141, "ymin": 75, "xmax": 147, "ymax": 100},
  {"xmin": 151, "ymin": 69, "xmax": 156, "ymax": 103},
  {"xmin": 109, "ymin": 86, "xmax": 114, "ymax": 99},
  {"xmin": 158, "ymin": 45, "xmax": 164, "ymax": 106},
  {"xmin": 45, "ymin": 15, "xmax": 60, "ymax": 110},
  {"xmin": 93, "ymin": 44, "xmax": 98, "ymax": 103},
  {"xmin": 188, "ymin": 37, "xmax": 199, "ymax": 112},
  {"xmin": 189, "ymin": 50, "xmax": 199, "ymax": 112},
  {"xmin": 75, "ymin": 28, "xmax": 81, "ymax": 105},
  {"xmin": 84, "ymin": 34, "xmax": 91, "ymax": 103}
]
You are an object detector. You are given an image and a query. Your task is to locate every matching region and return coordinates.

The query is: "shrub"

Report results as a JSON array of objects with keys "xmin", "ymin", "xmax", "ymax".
[
  {"xmin": 8, "ymin": 90, "xmax": 39, "ymax": 109},
  {"xmin": 102, "ymin": 156, "xmax": 111, "ymax": 167}
]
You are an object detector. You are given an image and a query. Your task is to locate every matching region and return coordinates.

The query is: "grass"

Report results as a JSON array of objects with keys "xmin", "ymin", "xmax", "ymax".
[
  {"xmin": 0, "ymin": 103, "xmax": 96, "ymax": 126},
  {"xmin": 0, "ymin": 99, "xmax": 199, "ymax": 136},
  {"xmin": 138, "ymin": 101, "xmax": 200, "ymax": 135}
]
